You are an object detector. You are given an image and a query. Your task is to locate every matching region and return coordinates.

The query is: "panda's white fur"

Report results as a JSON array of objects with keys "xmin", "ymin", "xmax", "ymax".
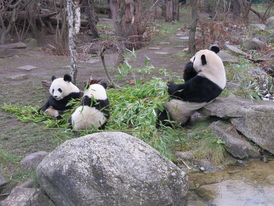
[
  {"xmin": 190, "ymin": 48, "xmax": 226, "ymax": 89},
  {"xmin": 39, "ymin": 74, "xmax": 82, "ymax": 120},
  {"xmin": 44, "ymin": 106, "xmax": 59, "ymax": 118},
  {"xmin": 49, "ymin": 76, "xmax": 80, "ymax": 101},
  {"xmin": 158, "ymin": 46, "xmax": 226, "ymax": 126},
  {"xmin": 70, "ymin": 83, "xmax": 110, "ymax": 130},
  {"xmin": 164, "ymin": 100, "xmax": 208, "ymax": 125}
]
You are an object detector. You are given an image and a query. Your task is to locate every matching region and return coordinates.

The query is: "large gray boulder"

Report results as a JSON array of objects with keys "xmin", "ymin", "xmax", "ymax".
[
  {"xmin": 199, "ymin": 96, "xmax": 274, "ymax": 155},
  {"xmin": 36, "ymin": 132, "xmax": 188, "ymax": 206},
  {"xmin": 210, "ymin": 120, "xmax": 260, "ymax": 159},
  {"xmin": 243, "ymin": 37, "xmax": 267, "ymax": 50}
]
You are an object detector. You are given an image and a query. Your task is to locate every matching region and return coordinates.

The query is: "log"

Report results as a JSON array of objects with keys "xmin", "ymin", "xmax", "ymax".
[{"xmin": 0, "ymin": 42, "xmax": 27, "ymax": 50}]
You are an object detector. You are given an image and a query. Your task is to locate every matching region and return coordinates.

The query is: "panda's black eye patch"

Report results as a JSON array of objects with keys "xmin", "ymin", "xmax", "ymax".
[
  {"xmin": 52, "ymin": 89, "xmax": 54, "ymax": 93},
  {"xmin": 58, "ymin": 88, "xmax": 62, "ymax": 93}
]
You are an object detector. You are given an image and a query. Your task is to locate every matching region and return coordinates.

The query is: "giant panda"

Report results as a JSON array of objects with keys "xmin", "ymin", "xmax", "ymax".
[
  {"xmin": 69, "ymin": 79, "xmax": 110, "ymax": 130},
  {"xmin": 38, "ymin": 74, "xmax": 82, "ymax": 120},
  {"xmin": 158, "ymin": 46, "xmax": 226, "ymax": 126}
]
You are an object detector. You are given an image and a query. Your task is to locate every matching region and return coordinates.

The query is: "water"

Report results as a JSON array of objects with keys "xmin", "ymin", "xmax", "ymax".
[{"xmin": 186, "ymin": 160, "xmax": 274, "ymax": 206}]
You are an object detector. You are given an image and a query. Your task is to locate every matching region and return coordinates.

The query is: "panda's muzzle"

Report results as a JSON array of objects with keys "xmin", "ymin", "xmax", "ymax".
[{"xmin": 53, "ymin": 96, "xmax": 63, "ymax": 101}]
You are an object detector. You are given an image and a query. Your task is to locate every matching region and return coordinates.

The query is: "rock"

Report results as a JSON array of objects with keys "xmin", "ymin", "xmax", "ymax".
[
  {"xmin": 24, "ymin": 38, "xmax": 38, "ymax": 49},
  {"xmin": 218, "ymin": 50, "xmax": 238, "ymax": 63},
  {"xmin": 17, "ymin": 65, "xmax": 37, "ymax": 71},
  {"xmin": 148, "ymin": 47, "xmax": 160, "ymax": 50},
  {"xmin": 244, "ymin": 37, "xmax": 267, "ymax": 50},
  {"xmin": 230, "ymin": 36, "xmax": 243, "ymax": 45},
  {"xmin": 36, "ymin": 132, "xmax": 188, "ymax": 206},
  {"xmin": 210, "ymin": 120, "xmax": 260, "ymax": 159},
  {"xmin": 199, "ymin": 97, "xmax": 274, "ymax": 155},
  {"xmin": 6, "ymin": 74, "xmax": 29, "ymax": 80},
  {"xmin": 20, "ymin": 151, "xmax": 48, "ymax": 173},
  {"xmin": 224, "ymin": 44, "xmax": 248, "ymax": 56},
  {"xmin": 197, "ymin": 184, "xmax": 218, "ymax": 200},
  {"xmin": 265, "ymin": 175, "xmax": 274, "ymax": 185},
  {"xmin": 155, "ymin": 51, "xmax": 168, "ymax": 54},
  {"xmin": 249, "ymin": 24, "xmax": 267, "ymax": 30},
  {"xmin": 265, "ymin": 16, "xmax": 274, "ymax": 28},
  {"xmin": 0, "ymin": 175, "xmax": 7, "ymax": 188},
  {"xmin": 0, "ymin": 187, "xmax": 53, "ymax": 206}
]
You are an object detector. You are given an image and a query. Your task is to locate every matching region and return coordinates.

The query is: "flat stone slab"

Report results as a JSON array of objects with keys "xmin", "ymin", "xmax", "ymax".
[
  {"xmin": 86, "ymin": 59, "xmax": 100, "ymax": 64},
  {"xmin": 155, "ymin": 51, "xmax": 168, "ymax": 55},
  {"xmin": 159, "ymin": 42, "xmax": 170, "ymax": 45},
  {"xmin": 6, "ymin": 74, "xmax": 28, "ymax": 80},
  {"xmin": 148, "ymin": 47, "xmax": 160, "ymax": 50},
  {"xmin": 17, "ymin": 65, "xmax": 37, "ymax": 71},
  {"xmin": 178, "ymin": 36, "xmax": 189, "ymax": 40}
]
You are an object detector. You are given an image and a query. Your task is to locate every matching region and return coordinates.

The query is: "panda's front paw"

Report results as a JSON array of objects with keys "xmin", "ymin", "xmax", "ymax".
[{"xmin": 167, "ymin": 81, "xmax": 174, "ymax": 87}]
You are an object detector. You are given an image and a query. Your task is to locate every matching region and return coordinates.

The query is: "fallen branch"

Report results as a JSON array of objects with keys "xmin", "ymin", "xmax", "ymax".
[{"xmin": 99, "ymin": 47, "xmax": 123, "ymax": 89}]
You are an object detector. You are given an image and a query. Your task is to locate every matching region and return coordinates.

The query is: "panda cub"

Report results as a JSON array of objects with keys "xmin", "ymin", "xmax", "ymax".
[
  {"xmin": 38, "ymin": 74, "xmax": 82, "ymax": 120},
  {"xmin": 158, "ymin": 46, "xmax": 226, "ymax": 126},
  {"xmin": 69, "ymin": 79, "xmax": 110, "ymax": 130}
]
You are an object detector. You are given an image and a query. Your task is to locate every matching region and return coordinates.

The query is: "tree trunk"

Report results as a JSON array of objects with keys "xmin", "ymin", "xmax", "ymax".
[
  {"xmin": 83, "ymin": 0, "xmax": 99, "ymax": 39},
  {"xmin": 233, "ymin": 0, "xmax": 241, "ymax": 20},
  {"xmin": 67, "ymin": 0, "xmax": 80, "ymax": 83},
  {"xmin": 166, "ymin": 0, "xmax": 179, "ymax": 22},
  {"xmin": 109, "ymin": 0, "xmax": 118, "ymax": 20},
  {"xmin": 189, "ymin": 0, "xmax": 198, "ymax": 54}
]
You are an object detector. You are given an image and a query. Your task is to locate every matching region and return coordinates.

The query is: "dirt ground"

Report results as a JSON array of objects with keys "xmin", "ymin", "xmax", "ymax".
[{"xmin": 0, "ymin": 27, "xmax": 188, "ymax": 86}]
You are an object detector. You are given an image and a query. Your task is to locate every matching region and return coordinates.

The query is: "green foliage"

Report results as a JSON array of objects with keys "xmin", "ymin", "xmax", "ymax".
[
  {"xmin": 187, "ymin": 123, "xmax": 226, "ymax": 165},
  {"xmin": 225, "ymin": 60, "xmax": 274, "ymax": 100},
  {"xmin": 1, "ymin": 76, "xmax": 184, "ymax": 159}
]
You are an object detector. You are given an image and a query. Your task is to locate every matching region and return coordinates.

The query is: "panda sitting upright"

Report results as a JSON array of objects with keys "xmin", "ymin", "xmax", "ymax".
[
  {"xmin": 158, "ymin": 46, "xmax": 226, "ymax": 126},
  {"xmin": 69, "ymin": 78, "xmax": 110, "ymax": 130},
  {"xmin": 38, "ymin": 74, "xmax": 82, "ymax": 120}
]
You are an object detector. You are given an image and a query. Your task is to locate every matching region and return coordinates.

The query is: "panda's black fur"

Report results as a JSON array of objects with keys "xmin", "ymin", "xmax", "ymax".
[
  {"xmin": 183, "ymin": 62, "xmax": 197, "ymax": 82},
  {"xmin": 69, "ymin": 79, "xmax": 110, "ymax": 130},
  {"xmin": 158, "ymin": 46, "xmax": 226, "ymax": 126},
  {"xmin": 38, "ymin": 74, "xmax": 82, "ymax": 120}
]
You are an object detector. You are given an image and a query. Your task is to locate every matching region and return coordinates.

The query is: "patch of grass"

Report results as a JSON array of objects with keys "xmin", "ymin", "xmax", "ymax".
[{"xmin": 186, "ymin": 122, "xmax": 226, "ymax": 165}]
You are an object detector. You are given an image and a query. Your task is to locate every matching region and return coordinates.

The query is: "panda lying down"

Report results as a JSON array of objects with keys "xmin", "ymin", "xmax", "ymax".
[{"xmin": 158, "ymin": 46, "xmax": 226, "ymax": 126}]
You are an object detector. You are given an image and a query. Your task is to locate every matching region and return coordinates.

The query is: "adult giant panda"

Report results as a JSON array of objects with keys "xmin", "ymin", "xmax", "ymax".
[
  {"xmin": 69, "ymin": 79, "xmax": 110, "ymax": 130},
  {"xmin": 158, "ymin": 46, "xmax": 226, "ymax": 126},
  {"xmin": 38, "ymin": 74, "xmax": 82, "ymax": 120}
]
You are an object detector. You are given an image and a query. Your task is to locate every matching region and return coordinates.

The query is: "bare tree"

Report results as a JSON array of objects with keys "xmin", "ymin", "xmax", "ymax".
[
  {"xmin": 0, "ymin": 0, "xmax": 25, "ymax": 44},
  {"xmin": 189, "ymin": 0, "xmax": 198, "ymax": 54},
  {"xmin": 113, "ymin": 0, "xmax": 154, "ymax": 66},
  {"xmin": 166, "ymin": 0, "xmax": 180, "ymax": 22},
  {"xmin": 67, "ymin": 0, "xmax": 81, "ymax": 83},
  {"xmin": 83, "ymin": 0, "xmax": 99, "ymax": 39}
]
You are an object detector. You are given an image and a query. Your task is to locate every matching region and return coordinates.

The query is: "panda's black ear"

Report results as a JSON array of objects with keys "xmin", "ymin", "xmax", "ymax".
[
  {"xmin": 201, "ymin": 54, "xmax": 207, "ymax": 65},
  {"xmin": 100, "ymin": 82, "xmax": 107, "ymax": 89},
  {"xmin": 210, "ymin": 46, "xmax": 220, "ymax": 54},
  {"xmin": 63, "ymin": 74, "xmax": 72, "ymax": 82},
  {"xmin": 51, "ymin": 76, "xmax": 57, "ymax": 81}
]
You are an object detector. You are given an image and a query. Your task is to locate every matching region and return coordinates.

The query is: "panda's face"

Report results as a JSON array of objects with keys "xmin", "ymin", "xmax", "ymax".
[
  {"xmin": 50, "ymin": 78, "xmax": 69, "ymax": 100},
  {"xmin": 49, "ymin": 75, "xmax": 80, "ymax": 101}
]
